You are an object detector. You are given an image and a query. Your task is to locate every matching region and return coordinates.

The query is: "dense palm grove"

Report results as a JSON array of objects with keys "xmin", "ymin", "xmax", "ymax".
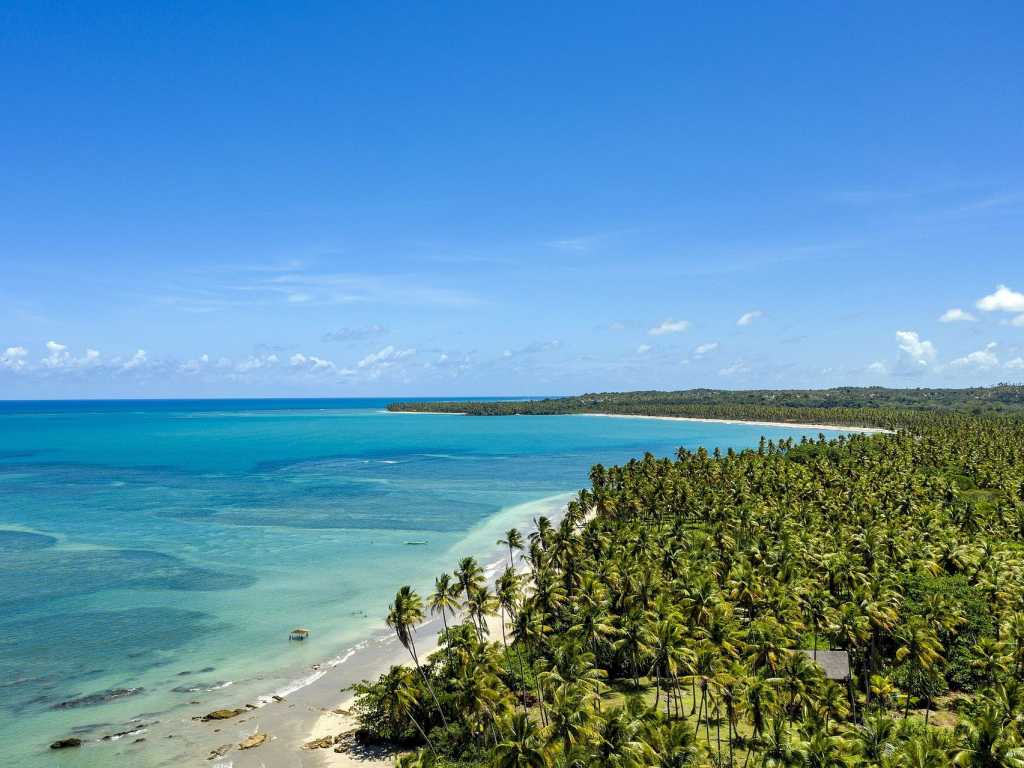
[{"xmin": 354, "ymin": 405, "xmax": 1024, "ymax": 767}]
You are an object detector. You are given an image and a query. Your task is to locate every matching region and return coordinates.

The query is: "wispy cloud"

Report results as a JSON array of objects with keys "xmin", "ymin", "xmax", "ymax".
[
  {"xmin": 693, "ymin": 341, "xmax": 719, "ymax": 358},
  {"xmin": 159, "ymin": 267, "xmax": 481, "ymax": 313},
  {"xmin": 939, "ymin": 308, "xmax": 976, "ymax": 323},
  {"xmin": 736, "ymin": 310, "xmax": 763, "ymax": 327},
  {"xmin": 357, "ymin": 345, "xmax": 415, "ymax": 372},
  {"xmin": 648, "ymin": 319, "xmax": 691, "ymax": 336},
  {"xmin": 543, "ymin": 234, "xmax": 607, "ymax": 252},
  {"xmin": 322, "ymin": 325, "xmax": 388, "ymax": 343},
  {"xmin": 500, "ymin": 340, "xmax": 561, "ymax": 359},
  {"xmin": 718, "ymin": 361, "xmax": 750, "ymax": 377}
]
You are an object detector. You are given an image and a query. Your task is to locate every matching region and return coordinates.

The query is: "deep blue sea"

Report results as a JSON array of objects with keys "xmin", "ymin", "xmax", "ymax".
[{"xmin": 0, "ymin": 399, "xmax": 848, "ymax": 767}]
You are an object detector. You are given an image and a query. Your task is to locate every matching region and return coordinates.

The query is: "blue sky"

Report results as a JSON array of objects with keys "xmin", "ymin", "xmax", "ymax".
[{"xmin": 1, "ymin": 2, "xmax": 1022, "ymax": 398}]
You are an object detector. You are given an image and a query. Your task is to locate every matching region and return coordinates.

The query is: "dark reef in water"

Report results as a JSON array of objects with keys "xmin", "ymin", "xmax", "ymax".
[{"xmin": 52, "ymin": 687, "xmax": 144, "ymax": 709}]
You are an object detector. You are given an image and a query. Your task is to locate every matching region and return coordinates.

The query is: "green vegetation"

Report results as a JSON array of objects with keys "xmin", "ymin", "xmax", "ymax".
[
  {"xmin": 356, "ymin": 399, "xmax": 1024, "ymax": 767},
  {"xmin": 388, "ymin": 385, "xmax": 1024, "ymax": 429}
]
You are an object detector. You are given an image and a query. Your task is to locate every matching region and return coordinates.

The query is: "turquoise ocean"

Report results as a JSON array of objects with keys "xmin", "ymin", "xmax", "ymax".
[{"xmin": 0, "ymin": 399, "xmax": 849, "ymax": 767}]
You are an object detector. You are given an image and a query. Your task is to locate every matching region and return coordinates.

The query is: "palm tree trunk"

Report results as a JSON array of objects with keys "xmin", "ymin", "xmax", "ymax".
[
  {"xmin": 408, "ymin": 637, "xmax": 449, "ymax": 728},
  {"xmin": 409, "ymin": 713, "xmax": 437, "ymax": 755},
  {"xmin": 715, "ymin": 700, "xmax": 722, "ymax": 764}
]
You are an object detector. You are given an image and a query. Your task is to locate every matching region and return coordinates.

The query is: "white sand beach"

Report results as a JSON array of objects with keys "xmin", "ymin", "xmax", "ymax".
[
  {"xmin": 574, "ymin": 412, "xmax": 893, "ymax": 434},
  {"xmin": 389, "ymin": 408, "xmax": 893, "ymax": 434}
]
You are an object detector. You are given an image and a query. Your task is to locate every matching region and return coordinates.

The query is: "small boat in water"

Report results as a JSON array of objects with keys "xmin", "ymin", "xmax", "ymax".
[
  {"xmin": 404, "ymin": 540, "xmax": 428, "ymax": 546},
  {"xmin": 289, "ymin": 628, "xmax": 310, "ymax": 641}
]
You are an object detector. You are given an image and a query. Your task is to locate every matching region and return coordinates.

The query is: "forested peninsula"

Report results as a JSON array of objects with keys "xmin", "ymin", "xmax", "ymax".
[
  {"xmin": 388, "ymin": 386, "xmax": 1024, "ymax": 429},
  {"xmin": 357, "ymin": 387, "xmax": 1024, "ymax": 767}
]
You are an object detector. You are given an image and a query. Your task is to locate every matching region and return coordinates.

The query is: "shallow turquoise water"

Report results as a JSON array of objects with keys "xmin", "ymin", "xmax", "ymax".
[{"xmin": 0, "ymin": 399, "xmax": 846, "ymax": 767}]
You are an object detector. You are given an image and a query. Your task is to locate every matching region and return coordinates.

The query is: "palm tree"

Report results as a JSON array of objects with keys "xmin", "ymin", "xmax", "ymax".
[
  {"xmin": 742, "ymin": 673, "xmax": 779, "ymax": 766},
  {"xmin": 644, "ymin": 719, "xmax": 703, "ymax": 768},
  {"xmin": 1002, "ymin": 613, "xmax": 1024, "ymax": 675},
  {"xmin": 391, "ymin": 667, "xmax": 438, "ymax": 755},
  {"xmin": 587, "ymin": 705, "xmax": 656, "ymax": 767},
  {"xmin": 495, "ymin": 713, "xmax": 549, "ymax": 768},
  {"xmin": 386, "ymin": 586, "xmax": 448, "ymax": 727},
  {"xmin": 542, "ymin": 686, "xmax": 598, "ymax": 761},
  {"xmin": 428, "ymin": 572, "xmax": 459, "ymax": 653},
  {"xmin": 498, "ymin": 528, "xmax": 525, "ymax": 570},
  {"xmin": 759, "ymin": 717, "xmax": 805, "ymax": 768},
  {"xmin": 800, "ymin": 729, "xmax": 853, "ymax": 768},
  {"xmin": 615, "ymin": 609, "xmax": 653, "ymax": 692},
  {"xmin": 848, "ymin": 712, "xmax": 898, "ymax": 764},
  {"xmin": 954, "ymin": 703, "xmax": 1024, "ymax": 767},
  {"xmin": 899, "ymin": 729, "xmax": 956, "ymax": 768},
  {"xmin": 970, "ymin": 637, "xmax": 1011, "ymax": 687},
  {"xmin": 894, "ymin": 619, "xmax": 943, "ymax": 720}
]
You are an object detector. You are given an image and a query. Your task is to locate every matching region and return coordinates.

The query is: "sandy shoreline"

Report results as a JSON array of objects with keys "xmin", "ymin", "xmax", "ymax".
[
  {"xmin": 573, "ymin": 412, "xmax": 893, "ymax": 434},
  {"xmin": 223, "ymin": 497, "xmax": 570, "ymax": 768},
  {"xmin": 390, "ymin": 409, "xmax": 892, "ymax": 434}
]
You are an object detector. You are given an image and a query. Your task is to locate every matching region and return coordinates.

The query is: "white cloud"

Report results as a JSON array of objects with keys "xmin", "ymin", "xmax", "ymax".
[
  {"xmin": 1, "ymin": 346, "xmax": 28, "ymax": 371},
  {"xmin": 180, "ymin": 354, "xmax": 210, "ymax": 374},
  {"xmin": 867, "ymin": 361, "xmax": 888, "ymax": 375},
  {"xmin": 649, "ymin": 319, "xmax": 691, "ymax": 336},
  {"xmin": 606, "ymin": 321, "xmax": 625, "ymax": 332},
  {"xmin": 977, "ymin": 285, "xmax": 1024, "ymax": 313},
  {"xmin": 693, "ymin": 341, "xmax": 719, "ymax": 357},
  {"xmin": 636, "ymin": 344, "xmax": 652, "ymax": 354},
  {"xmin": 1012, "ymin": 314, "xmax": 1024, "ymax": 327},
  {"xmin": 939, "ymin": 308, "xmax": 976, "ymax": 323},
  {"xmin": 357, "ymin": 345, "xmax": 415, "ymax": 370},
  {"xmin": 237, "ymin": 354, "xmax": 280, "ymax": 373},
  {"xmin": 287, "ymin": 292, "xmax": 311, "ymax": 303},
  {"xmin": 121, "ymin": 350, "xmax": 147, "ymax": 371},
  {"xmin": 41, "ymin": 340, "xmax": 71, "ymax": 368},
  {"xmin": 290, "ymin": 353, "xmax": 334, "ymax": 371},
  {"xmin": 737, "ymin": 310, "xmax": 763, "ymax": 327},
  {"xmin": 896, "ymin": 330, "xmax": 936, "ymax": 365},
  {"xmin": 949, "ymin": 342, "xmax": 999, "ymax": 370},
  {"xmin": 1005, "ymin": 357, "xmax": 1024, "ymax": 370}
]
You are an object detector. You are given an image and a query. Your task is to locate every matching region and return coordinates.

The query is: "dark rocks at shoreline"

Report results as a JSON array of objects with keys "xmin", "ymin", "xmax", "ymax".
[
  {"xmin": 52, "ymin": 687, "xmax": 144, "ymax": 709},
  {"xmin": 303, "ymin": 735, "xmax": 336, "ymax": 749},
  {"xmin": 199, "ymin": 708, "xmax": 244, "ymax": 722},
  {"xmin": 50, "ymin": 738, "xmax": 82, "ymax": 749}
]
